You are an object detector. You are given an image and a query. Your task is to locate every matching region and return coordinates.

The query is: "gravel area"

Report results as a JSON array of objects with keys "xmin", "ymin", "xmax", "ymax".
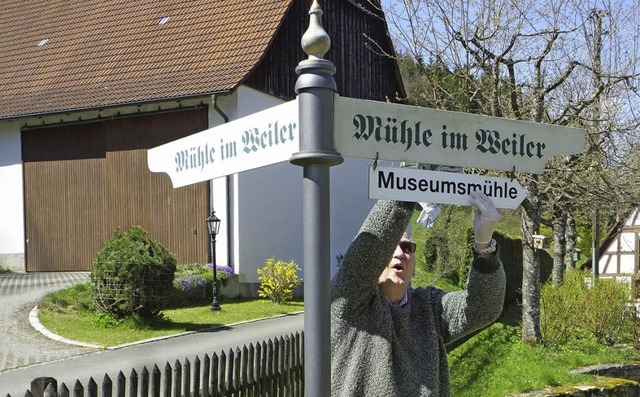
[{"xmin": 0, "ymin": 272, "xmax": 98, "ymax": 372}]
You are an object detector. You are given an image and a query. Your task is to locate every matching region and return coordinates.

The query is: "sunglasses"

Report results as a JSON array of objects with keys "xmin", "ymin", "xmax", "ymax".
[{"xmin": 399, "ymin": 240, "xmax": 417, "ymax": 254}]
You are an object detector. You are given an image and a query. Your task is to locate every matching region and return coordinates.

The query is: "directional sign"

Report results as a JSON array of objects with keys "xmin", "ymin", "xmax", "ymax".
[
  {"xmin": 369, "ymin": 166, "xmax": 526, "ymax": 209},
  {"xmin": 147, "ymin": 100, "xmax": 298, "ymax": 188},
  {"xmin": 335, "ymin": 96, "xmax": 586, "ymax": 174}
]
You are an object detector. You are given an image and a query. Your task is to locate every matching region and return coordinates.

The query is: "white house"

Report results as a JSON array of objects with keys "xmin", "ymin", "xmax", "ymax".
[{"xmin": 0, "ymin": 0, "xmax": 405, "ymax": 294}]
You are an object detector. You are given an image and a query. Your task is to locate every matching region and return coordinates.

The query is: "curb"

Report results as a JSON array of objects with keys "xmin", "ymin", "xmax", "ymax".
[{"xmin": 29, "ymin": 307, "xmax": 104, "ymax": 349}]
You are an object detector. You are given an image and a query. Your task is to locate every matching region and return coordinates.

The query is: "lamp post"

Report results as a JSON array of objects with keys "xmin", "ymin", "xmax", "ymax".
[{"xmin": 206, "ymin": 210, "xmax": 221, "ymax": 311}]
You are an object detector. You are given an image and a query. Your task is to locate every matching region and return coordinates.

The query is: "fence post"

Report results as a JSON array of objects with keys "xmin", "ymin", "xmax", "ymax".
[
  {"xmin": 31, "ymin": 377, "xmax": 57, "ymax": 397},
  {"xmin": 116, "ymin": 372, "xmax": 125, "ymax": 397},
  {"xmin": 173, "ymin": 360, "xmax": 182, "ymax": 397},
  {"xmin": 163, "ymin": 362, "xmax": 172, "ymax": 397},
  {"xmin": 101, "ymin": 374, "xmax": 112, "ymax": 397},
  {"xmin": 87, "ymin": 378, "xmax": 97, "ymax": 397},
  {"xmin": 43, "ymin": 383, "xmax": 57, "ymax": 397},
  {"xmin": 193, "ymin": 356, "xmax": 201, "ymax": 397},
  {"xmin": 58, "ymin": 383, "xmax": 69, "ymax": 397},
  {"xmin": 129, "ymin": 369, "xmax": 139, "ymax": 397},
  {"xmin": 72, "ymin": 380, "xmax": 83, "ymax": 397},
  {"xmin": 150, "ymin": 365, "xmax": 160, "ymax": 397},
  {"xmin": 202, "ymin": 354, "xmax": 210, "ymax": 397}
]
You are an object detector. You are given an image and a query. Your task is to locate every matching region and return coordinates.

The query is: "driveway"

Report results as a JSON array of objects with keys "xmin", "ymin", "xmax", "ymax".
[{"xmin": 0, "ymin": 272, "xmax": 96, "ymax": 372}]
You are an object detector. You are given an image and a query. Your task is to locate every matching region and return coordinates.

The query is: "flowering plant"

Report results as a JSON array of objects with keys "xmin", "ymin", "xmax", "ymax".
[
  {"xmin": 207, "ymin": 263, "xmax": 233, "ymax": 277},
  {"xmin": 172, "ymin": 263, "xmax": 234, "ymax": 303},
  {"xmin": 174, "ymin": 274, "xmax": 208, "ymax": 302}
]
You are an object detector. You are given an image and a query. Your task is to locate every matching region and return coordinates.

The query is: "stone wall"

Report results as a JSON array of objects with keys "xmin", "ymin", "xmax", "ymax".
[{"xmin": 513, "ymin": 364, "xmax": 640, "ymax": 397}]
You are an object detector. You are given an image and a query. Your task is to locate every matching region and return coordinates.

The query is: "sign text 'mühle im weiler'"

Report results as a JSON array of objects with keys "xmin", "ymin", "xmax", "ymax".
[{"xmin": 333, "ymin": 96, "xmax": 586, "ymax": 174}]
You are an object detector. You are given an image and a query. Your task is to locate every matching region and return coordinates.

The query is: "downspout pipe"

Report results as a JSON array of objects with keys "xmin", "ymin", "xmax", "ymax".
[
  {"xmin": 211, "ymin": 94, "xmax": 233, "ymax": 271},
  {"xmin": 212, "ymin": 94, "xmax": 229, "ymax": 123}
]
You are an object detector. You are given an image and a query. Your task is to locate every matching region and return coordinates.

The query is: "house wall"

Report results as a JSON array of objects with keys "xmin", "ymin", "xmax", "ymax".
[
  {"xmin": 0, "ymin": 121, "xmax": 25, "ymax": 272},
  {"xmin": 620, "ymin": 255, "xmax": 635, "ymax": 273},
  {"xmin": 621, "ymin": 232, "xmax": 636, "ymax": 250}
]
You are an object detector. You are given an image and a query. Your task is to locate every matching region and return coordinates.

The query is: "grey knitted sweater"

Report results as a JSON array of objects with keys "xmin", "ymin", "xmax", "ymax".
[{"xmin": 330, "ymin": 200, "xmax": 506, "ymax": 397}]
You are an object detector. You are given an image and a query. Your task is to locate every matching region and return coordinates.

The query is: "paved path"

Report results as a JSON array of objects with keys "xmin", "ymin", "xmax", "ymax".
[
  {"xmin": 0, "ymin": 272, "xmax": 95, "ymax": 373},
  {"xmin": 0, "ymin": 272, "xmax": 304, "ymax": 397}
]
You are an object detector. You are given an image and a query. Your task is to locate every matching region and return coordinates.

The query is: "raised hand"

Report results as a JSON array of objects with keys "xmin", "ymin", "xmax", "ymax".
[{"xmin": 469, "ymin": 191, "xmax": 500, "ymax": 244}]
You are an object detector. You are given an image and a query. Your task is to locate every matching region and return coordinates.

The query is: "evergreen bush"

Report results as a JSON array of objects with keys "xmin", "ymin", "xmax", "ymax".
[{"xmin": 91, "ymin": 226, "xmax": 177, "ymax": 318}]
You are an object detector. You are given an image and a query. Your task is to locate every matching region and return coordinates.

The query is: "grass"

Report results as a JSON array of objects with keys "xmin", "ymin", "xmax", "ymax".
[
  {"xmin": 448, "ymin": 306, "xmax": 640, "ymax": 397},
  {"xmin": 0, "ymin": 266, "xmax": 10, "ymax": 273},
  {"xmin": 38, "ymin": 283, "xmax": 303, "ymax": 347}
]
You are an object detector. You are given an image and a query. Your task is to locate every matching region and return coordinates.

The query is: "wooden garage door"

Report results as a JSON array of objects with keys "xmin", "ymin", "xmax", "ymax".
[{"xmin": 22, "ymin": 108, "xmax": 210, "ymax": 272}]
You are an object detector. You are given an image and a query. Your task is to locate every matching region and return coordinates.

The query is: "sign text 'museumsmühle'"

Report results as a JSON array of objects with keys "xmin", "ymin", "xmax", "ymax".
[{"xmin": 369, "ymin": 166, "xmax": 526, "ymax": 209}]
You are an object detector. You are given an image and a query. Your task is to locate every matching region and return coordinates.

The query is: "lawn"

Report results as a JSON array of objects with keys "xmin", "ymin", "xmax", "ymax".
[
  {"xmin": 38, "ymin": 283, "xmax": 303, "ymax": 347},
  {"xmin": 448, "ymin": 306, "xmax": 640, "ymax": 396}
]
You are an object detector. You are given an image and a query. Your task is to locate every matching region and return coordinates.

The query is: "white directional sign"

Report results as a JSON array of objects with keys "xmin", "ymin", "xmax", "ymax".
[
  {"xmin": 147, "ymin": 100, "xmax": 298, "ymax": 188},
  {"xmin": 369, "ymin": 166, "xmax": 526, "ymax": 209},
  {"xmin": 335, "ymin": 96, "xmax": 586, "ymax": 174}
]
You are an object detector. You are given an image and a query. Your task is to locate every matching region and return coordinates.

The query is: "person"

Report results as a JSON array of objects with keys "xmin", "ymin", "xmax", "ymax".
[{"xmin": 330, "ymin": 191, "xmax": 506, "ymax": 396}]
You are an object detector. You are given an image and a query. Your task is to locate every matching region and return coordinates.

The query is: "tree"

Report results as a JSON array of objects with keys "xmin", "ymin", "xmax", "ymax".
[{"xmin": 372, "ymin": 0, "xmax": 640, "ymax": 343}]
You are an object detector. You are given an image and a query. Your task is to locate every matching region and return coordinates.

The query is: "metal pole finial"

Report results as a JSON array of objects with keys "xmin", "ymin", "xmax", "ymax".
[{"xmin": 301, "ymin": 0, "xmax": 330, "ymax": 60}]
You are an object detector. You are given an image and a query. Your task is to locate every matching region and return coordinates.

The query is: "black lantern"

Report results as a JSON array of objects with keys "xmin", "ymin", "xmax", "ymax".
[{"xmin": 206, "ymin": 211, "xmax": 222, "ymax": 311}]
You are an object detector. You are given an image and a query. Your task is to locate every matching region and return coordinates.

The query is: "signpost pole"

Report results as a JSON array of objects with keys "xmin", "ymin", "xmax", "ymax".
[{"xmin": 290, "ymin": 1, "xmax": 343, "ymax": 396}]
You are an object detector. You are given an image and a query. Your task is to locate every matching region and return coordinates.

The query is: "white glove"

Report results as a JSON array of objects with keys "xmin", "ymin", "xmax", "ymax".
[
  {"xmin": 417, "ymin": 202, "xmax": 441, "ymax": 228},
  {"xmin": 469, "ymin": 191, "xmax": 500, "ymax": 244}
]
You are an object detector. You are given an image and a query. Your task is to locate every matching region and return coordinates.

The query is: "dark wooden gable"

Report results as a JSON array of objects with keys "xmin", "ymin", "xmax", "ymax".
[{"xmin": 245, "ymin": 0, "xmax": 405, "ymax": 102}]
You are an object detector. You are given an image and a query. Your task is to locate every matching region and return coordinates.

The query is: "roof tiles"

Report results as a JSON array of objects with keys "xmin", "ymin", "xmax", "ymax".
[{"xmin": 0, "ymin": 0, "xmax": 294, "ymax": 119}]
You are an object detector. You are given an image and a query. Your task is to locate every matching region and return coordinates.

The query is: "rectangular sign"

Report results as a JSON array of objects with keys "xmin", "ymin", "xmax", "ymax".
[
  {"xmin": 369, "ymin": 166, "xmax": 526, "ymax": 209},
  {"xmin": 148, "ymin": 100, "xmax": 298, "ymax": 188},
  {"xmin": 335, "ymin": 96, "xmax": 586, "ymax": 174}
]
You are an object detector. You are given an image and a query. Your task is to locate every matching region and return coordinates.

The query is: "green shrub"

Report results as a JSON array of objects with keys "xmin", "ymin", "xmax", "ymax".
[
  {"xmin": 257, "ymin": 258, "xmax": 301, "ymax": 304},
  {"xmin": 541, "ymin": 270, "xmax": 589, "ymax": 345},
  {"xmin": 493, "ymin": 232, "xmax": 553, "ymax": 307},
  {"xmin": 541, "ymin": 270, "xmax": 633, "ymax": 346},
  {"xmin": 582, "ymin": 277, "xmax": 631, "ymax": 345},
  {"xmin": 91, "ymin": 226, "xmax": 177, "ymax": 318}
]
